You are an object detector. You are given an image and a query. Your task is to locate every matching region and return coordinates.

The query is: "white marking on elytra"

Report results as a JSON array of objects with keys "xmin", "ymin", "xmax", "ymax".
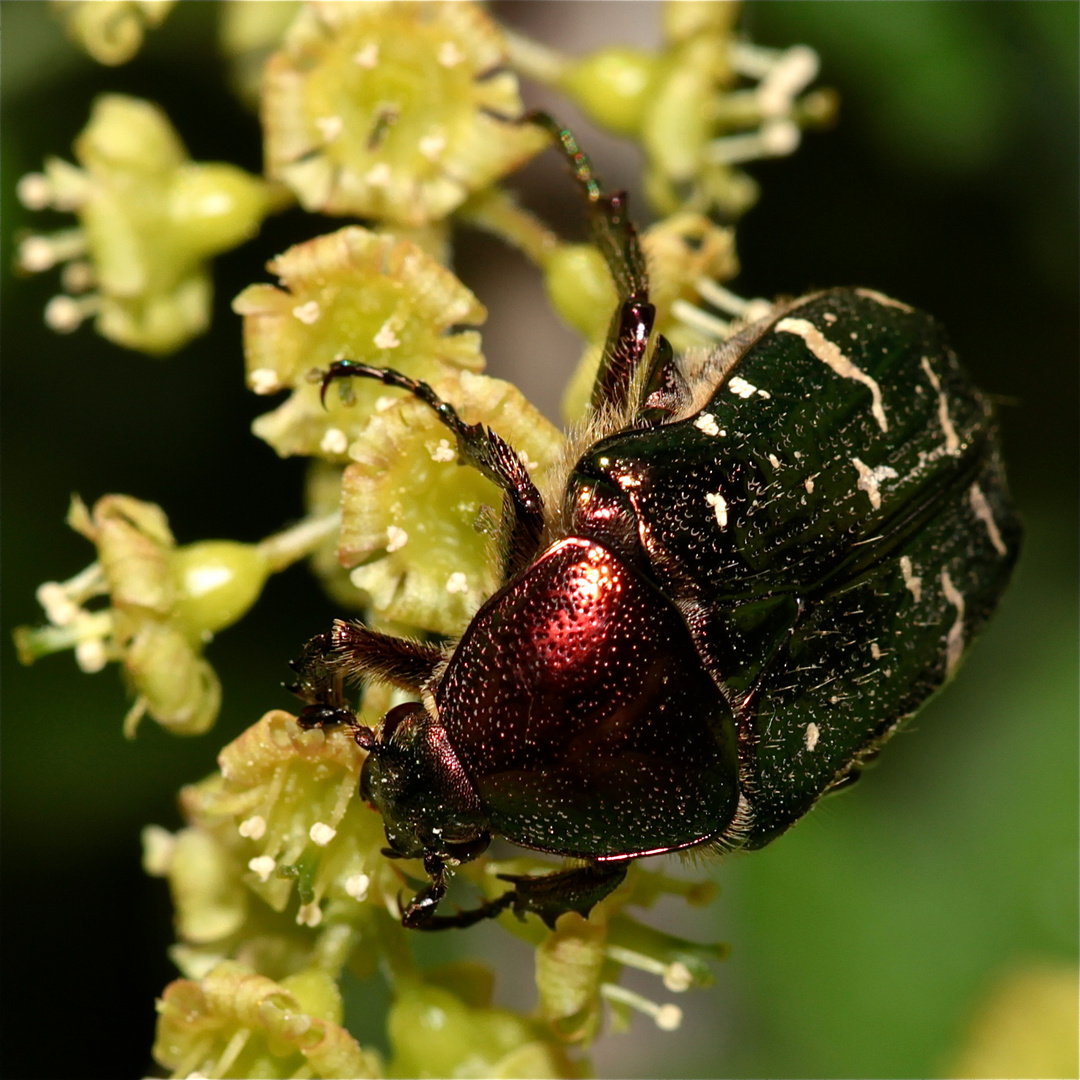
[
  {"xmin": 969, "ymin": 483, "xmax": 1008, "ymax": 555},
  {"xmin": 776, "ymin": 316, "xmax": 888, "ymax": 432},
  {"xmin": 728, "ymin": 376, "xmax": 758, "ymax": 399},
  {"xmin": 804, "ymin": 722, "xmax": 820, "ymax": 751},
  {"xmin": 768, "ymin": 453, "xmax": 781, "ymax": 468},
  {"xmin": 694, "ymin": 412, "xmax": 721, "ymax": 436},
  {"xmin": 705, "ymin": 491, "xmax": 729, "ymax": 529},
  {"xmin": 385, "ymin": 525, "xmax": 408, "ymax": 553},
  {"xmin": 851, "ymin": 457, "xmax": 898, "ymax": 510},
  {"xmin": 854, "ymin": 287, "xmax": 914, "ymax": 313},
  {"xmin": 823, "ymin": 312, "xmax": 837, "ymax": 324},
  {"xmin": 804, "ymin": 476, "xmax": 815, "ymax": 494},
  {"xmin": 900, "ymin": 555, "xmax": 922, "ymax": 603},
  {"xmin": 920, "ymin": 357, "xmax": 960, "ymax": 453},
  {"xmin": 940, "ymin": 569, "xmax": 966, "ymax": 676},
  {"xmin": 870, "ymin": 643, "xmax": 882, "ymax": 660}
]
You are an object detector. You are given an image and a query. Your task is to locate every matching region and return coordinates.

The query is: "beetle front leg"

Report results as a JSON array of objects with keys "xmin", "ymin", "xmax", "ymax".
[
  {"xmin": 320, "ymin": 360, "xmax": 545, "ymax": 577},
  {"xmin": 497, "ymin": 861, "xmax": 628, "ymax": 929},
  {"xmin": 401, "ymin": 853, "xmax": 515, "ymax": 930}
]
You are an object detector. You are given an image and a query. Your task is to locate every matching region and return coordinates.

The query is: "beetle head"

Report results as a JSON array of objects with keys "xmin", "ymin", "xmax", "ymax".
[{"xmin": 360, "ymin": 702, "xmax": 491, "ymax": 864}]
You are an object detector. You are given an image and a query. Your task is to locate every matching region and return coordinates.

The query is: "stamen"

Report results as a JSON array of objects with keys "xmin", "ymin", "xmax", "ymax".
[{"xmin": 600, "ymin": 982, "xmax": 683, "ymax": 1031}]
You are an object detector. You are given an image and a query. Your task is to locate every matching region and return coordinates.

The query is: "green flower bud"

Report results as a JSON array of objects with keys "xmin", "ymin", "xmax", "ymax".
[
  {"xmin": 560, "ymin": 47, "xmax": 658, "ymax": 138},
  {"xmin": 171, "ymin": 541, "xmax": 272, "ymax": 642},
  {"xmin": 543, "ymin": 243, "xmax": 615, "ymax": 341},
  {"xmin": 389, "ymin": 976, "xmax": 577, "ymax": 1078}
]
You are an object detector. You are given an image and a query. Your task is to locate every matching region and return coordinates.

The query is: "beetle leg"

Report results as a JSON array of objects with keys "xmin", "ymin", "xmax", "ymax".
[
  {"xmin": 321, "ymin": 360, "xmax": 545, "ymax": 577},
  {"xmin": 401, "ymin": 857, "xmax": 626, "ymax": 931},
  {"xmin": 289, "ymin": 620, "xmax": 441, "ymax": 703},
  {"xmin": 323, "ymin": 618, "xmax": 442, "ymax": 690},
  {"xmin": 496, "ymin": 861, "xmax": 629, "ymax": 930},
  {"xmin": 528, "ymin": 113, "xmax": 656, "ymax": 418},
  {"xmin": 401, "ymin": 852, "xmax": 515, "ymax": 930}
]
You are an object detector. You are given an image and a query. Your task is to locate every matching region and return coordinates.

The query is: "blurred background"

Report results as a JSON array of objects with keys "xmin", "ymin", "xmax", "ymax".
[{"xmin": 1, "ymin": 3, "xmax": 1076, "ymax": 1077}]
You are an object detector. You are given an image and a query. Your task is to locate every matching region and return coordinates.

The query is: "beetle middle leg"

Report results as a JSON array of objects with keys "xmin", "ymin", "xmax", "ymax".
[{"xmin": 320, "ymin": 360, "xmax": 544, "ymax": 579}]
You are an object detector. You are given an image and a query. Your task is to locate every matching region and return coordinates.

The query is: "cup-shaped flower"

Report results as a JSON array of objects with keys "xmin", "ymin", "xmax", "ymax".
[
  {"xmin": 179, "ymin": 708, "xmax": 404, "ymax": 927},
  {"xmin": 339, "ymin": 371, "xmax": 563, "ymax": 636},
  {"xmin": 234, "ymin": 225, "xmax": 487, "ymax": 460},
  {"xmin": 262, "ymin": 0, "xmax": 547, "ymax": 224}
]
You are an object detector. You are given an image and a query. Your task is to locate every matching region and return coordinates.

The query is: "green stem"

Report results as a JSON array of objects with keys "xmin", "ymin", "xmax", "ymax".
[
  {"xmin": 457, "ymin": 187, "xmax": 560, "ymax": 268},
  {"xmin": 502, "ymin": 28, "xmax": 571, "ymax": 86},
  {"xmin": 257, "ymin": 511, "xmax": 341, "ymax": 574}
]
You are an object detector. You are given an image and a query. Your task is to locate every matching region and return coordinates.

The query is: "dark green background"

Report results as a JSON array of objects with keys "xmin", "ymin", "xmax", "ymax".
[{"xmin": 1, "ymin": 3, "xmax": 1076, "ymax": 1078}]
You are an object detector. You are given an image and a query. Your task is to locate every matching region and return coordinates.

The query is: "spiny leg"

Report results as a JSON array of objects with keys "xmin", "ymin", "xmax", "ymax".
[
  {"xmin": 288, "ymin": 619, "xmax": 441, "ymax": 730},
  {"xmin": 321, "ymin": 361, "xmax": 544, "ymax": 579},
  {"xmin": 403, "ymin": 858, "xmax": 628, "ymax": 932},
  {"xmin": 528, "ymin": 112, "xmax": 661, "ymax": 417},
  {"xmin": 325, "ymin": 619, "xmax": 442, "ymax": 691}
]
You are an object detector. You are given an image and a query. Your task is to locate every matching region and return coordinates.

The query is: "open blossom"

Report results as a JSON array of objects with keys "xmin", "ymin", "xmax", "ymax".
[
  {"xmin": 339, "ymin": 371, "xmax": 563, "ymax": 635},
  {"xmin": 234, "ymin": 225, "xmax": 488, "ymax": 460},
  {"xmin": 13, "ymin": 495, "xmax": 338, "ymax": 736},
  {"xmin": 262, "ymin": 0, "xmax": 547, "ymax": 224}
]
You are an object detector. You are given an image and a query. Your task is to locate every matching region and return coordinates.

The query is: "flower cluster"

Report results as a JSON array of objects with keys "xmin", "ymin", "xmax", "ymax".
[{"xmin": 16, "ymin": 2, "xmax": 835, "ymax": 1075}]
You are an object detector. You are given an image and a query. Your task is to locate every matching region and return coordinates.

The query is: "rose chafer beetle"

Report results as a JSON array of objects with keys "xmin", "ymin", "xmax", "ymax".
[{"xmin": 291, "ymin": 118, "xmax": 1020, "ymax": 930}]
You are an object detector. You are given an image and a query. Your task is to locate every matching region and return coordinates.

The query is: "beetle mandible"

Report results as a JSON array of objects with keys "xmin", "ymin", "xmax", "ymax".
[{"xmin": 291, "ymin": 117, "xmax": 1020, "ymax": 930}]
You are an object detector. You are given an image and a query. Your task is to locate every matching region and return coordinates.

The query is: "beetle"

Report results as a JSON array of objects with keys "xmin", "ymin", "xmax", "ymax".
[{"xmin": 290, "ymin": 118, "xmax": 1020, "ymax": 930}]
